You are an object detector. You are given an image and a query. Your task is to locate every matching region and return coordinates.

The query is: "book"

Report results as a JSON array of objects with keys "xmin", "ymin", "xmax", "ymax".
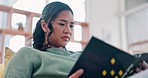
[{"xmin": 68, "ymin": 36, "xmax": 148, "ymax": 78}]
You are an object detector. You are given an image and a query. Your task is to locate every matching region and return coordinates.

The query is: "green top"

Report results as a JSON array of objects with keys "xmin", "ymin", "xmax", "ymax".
[{"xmin": 3, "ymin": 46, "xmax": 81, "ymax": 78}]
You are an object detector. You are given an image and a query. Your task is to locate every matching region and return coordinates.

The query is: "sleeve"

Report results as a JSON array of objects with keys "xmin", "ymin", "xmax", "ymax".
[{"xmin": 3, "ymin": 47, "xmax": 36, "ymax": 78}]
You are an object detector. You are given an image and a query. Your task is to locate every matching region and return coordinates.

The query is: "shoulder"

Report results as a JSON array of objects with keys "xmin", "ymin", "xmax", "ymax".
[
  {"xmin": 10, "ymin": 46, "xmax": 43, "ymax": 64},
  {"xmin": 13, "ymin": 46, "xmax": 42, "ymax": 59},
  {"xmin": 17, "ymin": 46, "xmax": 41, "ymax": 54},
  {"xmin": 18, "ymin": 46, "xmax": 38, "ymax": 52}
]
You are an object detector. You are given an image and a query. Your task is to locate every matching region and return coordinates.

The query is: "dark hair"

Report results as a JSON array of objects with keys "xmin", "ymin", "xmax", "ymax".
[{"xmin": 33, "ymin": 2, "xmax": 73, "ymax": 51}]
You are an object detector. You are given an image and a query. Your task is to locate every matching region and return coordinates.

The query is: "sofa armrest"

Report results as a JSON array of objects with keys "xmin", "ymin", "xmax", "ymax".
[{"xmin": 0, "ymin": 64, "xmax": 4, "ymax": 78}]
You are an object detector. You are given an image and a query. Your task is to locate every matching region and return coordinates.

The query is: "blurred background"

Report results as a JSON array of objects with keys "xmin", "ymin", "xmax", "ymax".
[{"xmin": 0, "ymin": 0, "xmax": 148, "ymax": 63}]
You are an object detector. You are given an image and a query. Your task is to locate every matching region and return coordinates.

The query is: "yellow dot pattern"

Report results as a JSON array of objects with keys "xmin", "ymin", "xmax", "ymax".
[
  {"xmin": 118, "ymin": 70, "xmax": 123, "ymax": 76},
  {"xmin": 101, "ymin": 57, "xmax": 124, "ymax": 77},
  {"xmin": 102, "ymin": 70, "xmax": 107, "ymax": 76},
  {"xmin": 115, "ymin": 75, "xmax": 119, "ymax": 78},
  {"xmin": 110, "ymin": 69, "xmax": 115, "ymax": 76},
  {"xmin": 111, "ymin": 58, "xmax": 116, "ymax": 65}
]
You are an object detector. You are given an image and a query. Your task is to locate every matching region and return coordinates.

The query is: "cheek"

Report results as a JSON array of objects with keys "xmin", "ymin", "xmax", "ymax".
[
  {"xmin": 53, "ymin": 25, "xmax": 63, "ymax": 32},
  {"xmin": 53, "ymin": 28, "xmax": 63, "ymax": 36},
  {"xmin": 49, "ymin": 33, "xmax": 59, "ymax": 45},
  {"xmin": 49, "ymin": 28, "xmax": 63, "ymax": 42},
  {"xmin": 71, "ymin": 29, "xmax": 74, "ymax": 35}
]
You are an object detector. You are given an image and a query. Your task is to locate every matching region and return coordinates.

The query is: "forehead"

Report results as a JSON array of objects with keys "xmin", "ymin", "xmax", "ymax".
[{"xmin": 54, "ymin": 10, "xmax": 74, "ymax": 22}]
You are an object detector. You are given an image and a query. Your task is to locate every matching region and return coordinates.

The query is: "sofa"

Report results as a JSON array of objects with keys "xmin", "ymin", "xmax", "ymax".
[
  {"xmin": 0, "ymin": 64, "xmax": 4, "ymax": 78},
  {"xmin": 0, "ymin": 47, "xmax": 15, "ymax": 78}
]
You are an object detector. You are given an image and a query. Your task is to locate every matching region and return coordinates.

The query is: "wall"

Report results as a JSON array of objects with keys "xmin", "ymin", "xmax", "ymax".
[
  {"xmin": 86, "ymin": 0, "xmax": 122, "ymax": 49},
  {"xmin": 86, "ymin": 0, "xmax": 148, "ymax": 52},
  {"xmin": 125, "ymin": 0, "xmax": 148, "ymax": 52}
]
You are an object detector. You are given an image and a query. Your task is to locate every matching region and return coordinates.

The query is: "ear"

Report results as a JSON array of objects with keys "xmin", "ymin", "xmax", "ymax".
[{"xmin": 41, "ymin": 20, "xmax": 48, "ymax": 32}]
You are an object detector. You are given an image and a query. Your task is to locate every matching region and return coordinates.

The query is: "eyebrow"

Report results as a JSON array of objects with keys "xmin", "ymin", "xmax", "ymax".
[{"xmin": 59, "ymin": 19, "xmax": 74, "ymax": 24}]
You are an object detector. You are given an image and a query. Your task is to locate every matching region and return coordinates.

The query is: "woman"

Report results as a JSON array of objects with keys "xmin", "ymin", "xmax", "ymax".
[
  {"xmin": 3, "ymin": 1, "xmax": 148, "ymax": 78},
  {"xmin": 3, "ymin": 2, "xmax": 83, "ymax": 78}
]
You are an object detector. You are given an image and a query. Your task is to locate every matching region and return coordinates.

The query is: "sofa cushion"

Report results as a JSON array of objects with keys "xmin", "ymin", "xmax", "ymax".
[
  {"xmin": 4, "ymin": 47, "xmax": 15, "ymax": 67},
  {"xmin": 0, "ymin": 47, "xmax": 15, "ymax": 78}
]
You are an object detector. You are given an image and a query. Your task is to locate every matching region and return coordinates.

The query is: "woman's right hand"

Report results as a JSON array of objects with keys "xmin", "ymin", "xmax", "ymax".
[
  {"xmin": 135, "ymin": 61, "xmax": 148, "ymax": 73},
  {"xmin": 68, "ymin": 69, "xmax": 84, "ymax": 78}
]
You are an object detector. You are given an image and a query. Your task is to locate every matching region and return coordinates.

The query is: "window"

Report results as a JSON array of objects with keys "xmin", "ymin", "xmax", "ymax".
[
  {"xmin": 123, "ymin": 0, "xmax": 148, "ymax": 52},
  {"xmin": 66, "ymin": 42, "xmax": 82, "ymax": 51},
  {"xmin": 3, "ymin": 35, "xmax": 25, "ymax": 52},
  {"xmin": 0, "ymin": 0, "xmax": 88, "ymax": 53},
  {"xmin": 9, "ymin": 35, "xmax": 25, "ymax": 52},
  {"xmin": 0, "ymin": 11, "xmax": 7, "ymax": 29},
  {"xmin": 125, "ymin": 0, "xmax": 148, "ymax": 10},
  {"xmin": 0, "ymin": 34, "xmax": 2, "ymax": 50},
  {"xmin": 12, "ymin": 0, "xmax": 46, "ymax": 13},
  {"xmin": 0, "ymin": 0, "xmax": 88, "ymax": 63},
  {"xmin": 74, "ymin": 25, "xmax": 82, "ymax": 41},
  {"xmin": 32, "ymin": 17, "xmax": 40, "ymax": 33},
  {"xmin": 11, "ymin": 13, "xmax": 26, "ymax": 30}
]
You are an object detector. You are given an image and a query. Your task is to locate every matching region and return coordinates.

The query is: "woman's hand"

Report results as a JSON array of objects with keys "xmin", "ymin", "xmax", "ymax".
[
  {"xmin": 135, "ymin": 61, "xmax": 148, "ymax": 73},
  {"xmin": 128, "ymin": 61, "xmax": 148, "ymax": 76},
  {"xmin": 68, "ymin": 69, "xmax": 84, "ymax": 78}
]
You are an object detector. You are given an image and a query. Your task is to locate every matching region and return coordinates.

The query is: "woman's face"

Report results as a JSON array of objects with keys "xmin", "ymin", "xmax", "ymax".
[{"xmin": 49, "ymin": 10, "xmax": 74, "ymax": 48}]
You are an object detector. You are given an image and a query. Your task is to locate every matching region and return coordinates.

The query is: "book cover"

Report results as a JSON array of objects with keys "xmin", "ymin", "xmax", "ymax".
[{"xmin": 68, "ymin": 36, "xmax": 147, "ymax": 78}]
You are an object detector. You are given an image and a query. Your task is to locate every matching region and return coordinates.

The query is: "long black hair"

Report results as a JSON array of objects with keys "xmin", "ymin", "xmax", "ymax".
[{"xmin": 33, "ymin": 2, "xmax": 73, "ymax": 51}]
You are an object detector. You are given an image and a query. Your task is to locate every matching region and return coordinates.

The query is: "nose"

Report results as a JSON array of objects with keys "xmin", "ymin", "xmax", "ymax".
[{"xmin": 64, "ymin": 25, "xmax": 72, "ymax": 34}]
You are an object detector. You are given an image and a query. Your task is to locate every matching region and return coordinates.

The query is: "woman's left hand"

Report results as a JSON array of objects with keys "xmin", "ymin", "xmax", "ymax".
[{"xmin": 68, "ymin": 69, "xmax": 84, "ymax": 78}]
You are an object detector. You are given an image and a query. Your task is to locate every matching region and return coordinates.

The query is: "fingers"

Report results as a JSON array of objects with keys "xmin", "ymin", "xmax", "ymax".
[
  {"xmin": 68, "ymin": 69, "xmax": 84, "ymax": 78},
  {"xmin": 134, "ymin": 61, "xmax": 148, "ymax": 73},
  {"xmin": 135, "ymin": 67, "xmax": 141, "ymax": 73},
  {"xmin": 141, "ymin": 61, "xmax": 148, "ymax": 69}
]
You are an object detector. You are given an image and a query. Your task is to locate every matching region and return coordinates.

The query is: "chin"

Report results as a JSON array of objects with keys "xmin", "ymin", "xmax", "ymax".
[{"xmin": 62, "ymin": 43, "xmax": 68, "ymax": 47}]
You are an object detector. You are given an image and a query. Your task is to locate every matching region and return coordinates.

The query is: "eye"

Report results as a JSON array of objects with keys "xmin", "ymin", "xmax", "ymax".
[
  {"xmin": 59, "ymin": 23, "xmax": 65, "ymax": 26},
  {"xmin": 70, "ymin": 25, "xmax": 74, "ymax": 28}
]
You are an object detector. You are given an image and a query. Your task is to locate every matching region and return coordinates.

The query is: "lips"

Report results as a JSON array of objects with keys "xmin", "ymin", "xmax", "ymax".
[{"xmin": 61, "ymin": 36, "xmax": 70, "ymax": 41}]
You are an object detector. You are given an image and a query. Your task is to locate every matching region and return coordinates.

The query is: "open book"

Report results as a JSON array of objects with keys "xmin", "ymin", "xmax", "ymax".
[{"xmin": 68, "ymin": 36, "xmax": 148, "ymax": 78}]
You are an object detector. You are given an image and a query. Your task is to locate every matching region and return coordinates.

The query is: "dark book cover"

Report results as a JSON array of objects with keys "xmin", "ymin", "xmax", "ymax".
[{"xmin": 68, "ymin": 36, "xmax": 147, "ymax": 78}]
